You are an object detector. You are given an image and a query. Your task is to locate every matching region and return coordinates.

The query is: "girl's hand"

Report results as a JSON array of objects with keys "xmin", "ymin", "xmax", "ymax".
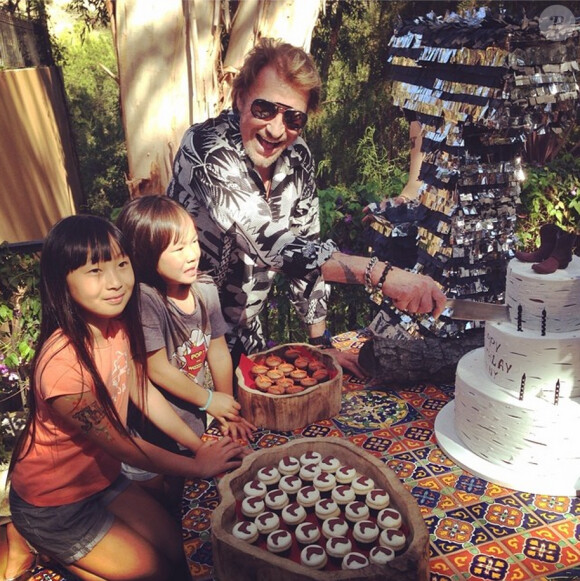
[
  {"xmin": 221, "ymin": 416, "xmax": 257, "ymax": 442},
  {"xmin": 191, "ymin": 437, "xmax": 246, "ymax": 478},
  {"xmin": 207, "ymin": 391, "xmax": 242, "ymax": 433}
]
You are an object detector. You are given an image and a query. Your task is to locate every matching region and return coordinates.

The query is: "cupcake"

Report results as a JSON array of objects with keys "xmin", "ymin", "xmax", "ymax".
[
  {"xmin": 300, "ymin": 544, "xmax": 327, "ymax": 570},
  {"xmin": 281, "ymin": 502, "xmax": 307, "ymax": 528},
  {"xmin": 294, "ymin": 357, "xmax": 310, "ymax": 370},
  {"xmin": 278, "ymin": 455, "xmax": 300, "ymax": 476},
  {"xmin": 232, "ymin": 520, "xmax": 259, "ymax": 544},
  {"xmin": 283, "ymin": 347, "xmax": 301, "ymax": 362},
  {"xmin": 312, "ymin": 368, "xmax": 329, "ymax": 383},
  {"xmin": 296, "ymin": 485, "xmax": 321, "ymax": 511},
  {"xmin": 267, "ymin": 384, "xmax": 285, "ymax": 395},
  {"xmin": 313, "ymin": 471, "xmax": 336, "ymax": 497},
  {"xmin": 241, "ymin": 496, "xmax": 265, "ymax": 519},
  {"xmin": 289, "ymin": 369, "xmax": 308, "ymax": 381},
  {"xmin": 299, "ymin": 451, "xmax": 322, "ymax": 466},
  {"xmin": 322, "ymin": 517, "xmax": 349, "ymax": 539},
  {"xmin": 366, "ymin": 488, "xmax": 390, "ymax": 514},
  {"xmin": 352, "ymin": 475, "xmax": 375, "ymax": 500},
  {"xmin": 266, "ymin": 529, "xmax": 293, "ymax": 556},
  {"xmin": 335, "ymin": 465, "xmax": 357, "ymax": 485},
  {"xmin": 277, "ymin": 362, "xmax": 295, "ymax": 376},
  {"xmin": 326, "ymin": 536, "xmax": 352, "ymax": 564},
  {"xmin": 250, "ymin": 364, "xmax": 268, "ymax": 377},
  {"xmin": 299, "ymin": 462, "xmax": 322, "ymax": 482},
  {"xmin": 369, "ymin": 545, "xmax": 395, "ymax": 565},
  {"xmin": 275, "ymin": 378, "xmax": 294, "ymax": 392},
  {"xmin": 344, "ymin": 501, "xmax": 370, "ymax": 523},
  {"xmin": 331, "ymin": 484, "xmax": 356, "ymax": 506},
  {"xmin": 243, "ymin": 479, "xmax": 267, "ymax": 499},
  {"xmin": 255, "ymin": 511, "xmax": 281, "ymax": 536},
  {"xmin": 341, "ymin": 552, "xmax": 369, "ymax": 570},
  {"xmin": 377, "ymin": 507, "xmax": 402, "ymax": 530},
  {"xmin": 254, "ymin": 375, "xmax": 273, "ymax": 392},
  {"xmin": 257, "ymin": 465, "xmax": 281, "ymax": 489},
  {"xmin": 315, "ymin": 498, "xmax": 341, "ymax": 521},
  {"xmin": 266, "ymin": 369, "xmax": 284, "ymax": 382},
  {"xmin": 286, "ymin": 384, "xmax": 305, "ymax": 394},
  {"xmin": 295, "ymin": 522, "xmax": 321, "ymax": 546},
  {"xmin": 352, "ymin": 519, "xmax": 380, "ymax": 548},
  {"xmin": 264, "ymin": 489, "xmax": 289, "ymax": 512},
  {"xmin": 379, "ymin": 528, "xmax": 406, "ymax": 552},
  {"xmin": 319, "ymin": 455, "xmax": 341, "ymax": 474},
  {"xmin": 265, "ymin": 355, "xmax": 283, "ymax": 368},
  {"xmin": 300, "ymin": 377, "xmax": 318, "ymax": 388},
  {"xmin": 279, "ymin": 474, "xmax": 302, "ymax": 499}
]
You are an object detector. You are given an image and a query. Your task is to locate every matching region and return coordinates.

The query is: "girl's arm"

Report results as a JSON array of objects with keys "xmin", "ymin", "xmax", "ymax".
[
  {"xmin": 49, "ymin": 390, "xmax": 245, "ymax": 479},
  {"xmin": 146, "ymin": 348, "xmax": 242, "ymax": 428},
  {"xmin": 206, "ymin": 336, "xmax": 257, "ymax": 440}
]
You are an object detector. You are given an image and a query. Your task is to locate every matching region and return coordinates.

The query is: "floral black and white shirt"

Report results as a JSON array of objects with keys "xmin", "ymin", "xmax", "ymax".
[{"xmin": 167, "ymin": 109, "xmax": 338, "ymax": 354}]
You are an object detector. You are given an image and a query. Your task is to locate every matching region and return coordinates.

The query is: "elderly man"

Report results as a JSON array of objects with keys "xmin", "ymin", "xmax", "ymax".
[{"xmin": 167, "ymin": 38, "xmax": 445, "ymax": 376}]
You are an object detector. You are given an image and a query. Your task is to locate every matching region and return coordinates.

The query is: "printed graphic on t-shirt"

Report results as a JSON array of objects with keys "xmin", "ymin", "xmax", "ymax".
[
  {"xmin": 111, "ymin": 348, "xmax": 129, "ymax": 402},
  {"xmin": 174, "ymin": 329, "xmax": 208, "ymax": 379}
]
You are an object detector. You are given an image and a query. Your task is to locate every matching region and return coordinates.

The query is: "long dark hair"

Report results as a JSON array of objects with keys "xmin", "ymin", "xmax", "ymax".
[
  {"xmin": 10, "ymin": 215, "xmax": 148, "ymax": 470},
  {"xmin": 116, "ymin": 195, "xmax": 209, "ymax": 339}
]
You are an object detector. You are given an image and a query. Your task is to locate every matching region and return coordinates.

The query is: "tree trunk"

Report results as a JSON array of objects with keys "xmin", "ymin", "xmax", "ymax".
[{"xmin": 108, "ymin": 0, "xmax": 325, "ymax": 197}]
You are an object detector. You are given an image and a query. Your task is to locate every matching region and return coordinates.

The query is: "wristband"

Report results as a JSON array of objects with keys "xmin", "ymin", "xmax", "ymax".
[
  {"xmin": 371, "ymin": 261, "xmax": 393, "ymax": 305},
  {"xmin": 308, "ymin": 329, "xmax": 333, "ymax": 349},
  {"xmin": 364, "ymin": 256, "xmax": 379, "ymax": 294},
  {"xmin": 199, "ymin": 389, "xmax": 213, "ymax": 411}
]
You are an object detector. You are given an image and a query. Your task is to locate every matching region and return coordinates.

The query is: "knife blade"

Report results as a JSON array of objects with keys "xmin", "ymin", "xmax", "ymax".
[{"xmin": 444, "ymin": 299, "xmax": 510, "ymax": 322}]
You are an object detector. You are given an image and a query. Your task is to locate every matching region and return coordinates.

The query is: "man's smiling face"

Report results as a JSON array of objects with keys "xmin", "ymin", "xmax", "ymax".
[{"xmin": 237, "ymin": 65, "xmax": 309, "ymax": 183}]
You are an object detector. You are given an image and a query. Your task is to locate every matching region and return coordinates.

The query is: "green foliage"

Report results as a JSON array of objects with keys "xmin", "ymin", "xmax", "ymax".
[
  {"xmin": 517, "ymin": 153, "xmax": 580, "ymax": 248},
  {"xmin": 0, "ymin": 246, "xmax": 40, "ymax": 412},
  {"xmin": 59, "ymin": 24, "xmax": 129, "ymax": 218}
]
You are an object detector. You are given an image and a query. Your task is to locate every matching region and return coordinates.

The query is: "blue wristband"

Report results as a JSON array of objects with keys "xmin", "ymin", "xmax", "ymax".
[{"xmin": 199, "ymin": 389, "xmax": 213, "ymax": 412}]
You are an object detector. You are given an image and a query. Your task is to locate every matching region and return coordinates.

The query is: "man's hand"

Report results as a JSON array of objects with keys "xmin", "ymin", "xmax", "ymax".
[{"xmin": 328, "ymin": 348, "xmax": 368, "ymax": 379}]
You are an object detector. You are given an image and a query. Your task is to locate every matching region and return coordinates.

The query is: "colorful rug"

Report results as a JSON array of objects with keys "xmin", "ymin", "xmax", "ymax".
[{"xmin": 25, "ymin": 330, "xmax": 580, "ymax": 580}]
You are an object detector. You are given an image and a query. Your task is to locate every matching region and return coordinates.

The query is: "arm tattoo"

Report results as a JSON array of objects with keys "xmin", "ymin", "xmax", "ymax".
[
  {"xmin": 72, "ymin": 401, "xmax": 106, "ymax": 434},
  {"xmin": 338, "ymin": 260, "xmax": 359, "ymax": 285}
]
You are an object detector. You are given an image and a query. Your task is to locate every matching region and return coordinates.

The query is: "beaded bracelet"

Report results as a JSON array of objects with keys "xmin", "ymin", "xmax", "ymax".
[
  {"xmin": 371, "ymin": 261, "xmax": 393, "ymax": 305},
  {"xmin": 199, "ymin": 389, "xmax": 213, "ymax": 412},
  {"xmin": 364, "ymin": 256, "xmax": 379, "ymax": 294}
]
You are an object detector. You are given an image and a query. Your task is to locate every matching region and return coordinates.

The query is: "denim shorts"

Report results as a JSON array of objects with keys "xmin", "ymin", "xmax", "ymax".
[{"xmin": 9, "ymin": 474, "xmax": 131, "ymax": 564}]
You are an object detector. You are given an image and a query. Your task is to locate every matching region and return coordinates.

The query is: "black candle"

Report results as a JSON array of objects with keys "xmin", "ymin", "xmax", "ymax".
[
  {"xmin": 519, "ymin": 374, "xmax": 526, "ymax": 401},
  {"xmin": 554, "ymin": 379, "xmax": 560, "ymax": 406}
]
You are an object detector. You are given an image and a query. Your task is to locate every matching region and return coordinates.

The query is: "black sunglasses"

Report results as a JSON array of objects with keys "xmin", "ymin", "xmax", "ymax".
[{"xmin": 250, "ymin": 98, "xmax": 308, "ymax": 131}]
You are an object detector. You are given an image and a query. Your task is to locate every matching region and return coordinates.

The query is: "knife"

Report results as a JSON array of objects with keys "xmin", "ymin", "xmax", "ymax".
[{"xmin": 444, "ymin": 299, "xmax": 510, "ymax": 322}]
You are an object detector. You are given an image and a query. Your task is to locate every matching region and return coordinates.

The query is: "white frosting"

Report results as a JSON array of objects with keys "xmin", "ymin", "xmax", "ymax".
[
  {"xmin": 485, "ymin": 321, "xmax": 580, "ymax": 399},
  {"xmin": 455, "ymin": 349, "xmax": 580, "ymax": 469},
  {"xmin": 505, "ymin": 256, "xmax": 580, "ymax": 333}
]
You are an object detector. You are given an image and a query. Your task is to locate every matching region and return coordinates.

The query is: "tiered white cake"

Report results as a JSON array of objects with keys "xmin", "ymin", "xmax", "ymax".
[{"xmin": 435, "ymin": 256, "xmax": 580, "ymax": 495}]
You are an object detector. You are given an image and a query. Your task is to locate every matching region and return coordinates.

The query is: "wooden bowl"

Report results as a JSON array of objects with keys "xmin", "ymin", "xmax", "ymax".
[
  {"xmin": 212, "ymin": 437, "xmax": 429, "ymax": 581},
  {"xmin": 236, "ymin": 343, "xmax": 342, "ymax": 431}
]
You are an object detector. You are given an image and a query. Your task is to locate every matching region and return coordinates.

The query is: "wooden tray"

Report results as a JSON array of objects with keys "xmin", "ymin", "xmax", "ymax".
[
  {"xmin": 212, "ymin": 438, "xmax": 429, "ymax": 581},
  {"xmin": 235, "ymin": 343, "xmax": 342, "ymax": 431}
]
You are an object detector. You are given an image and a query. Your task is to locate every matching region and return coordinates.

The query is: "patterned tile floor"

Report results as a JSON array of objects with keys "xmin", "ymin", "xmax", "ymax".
[{"xmin": 26, "ymin": 331, "xmax": 580, "ymax": 580}]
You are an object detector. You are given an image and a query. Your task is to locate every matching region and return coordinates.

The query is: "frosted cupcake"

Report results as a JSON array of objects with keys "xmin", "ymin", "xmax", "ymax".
[
  {"xmin": 315, "ymin": 498, "xmax": 341, "ymax": 521},
  {"xmin": 352, "ymin": 519, "xmax": 380, "ymax": 548},
  {"xmin": 278, "ymin": 455, "xmax": 300, "ymax": 476},
  {"xmin": 366, "ymin": 488, "xmax": 390, "ymax": 514},
  {"xmin": 281, "ymin": 502, "xmax": 307, "ymax": 528},
  {"xmin": 379, "ymin": 528, "xmax": 406, "ymax": 552},
  {"xmin": 241, "ymin": 496, "xmax": 265, "ymax": 519},
  {"xmin": 351, "ymin": 475, "xmax": 375, "ymax": 500},
  {"xmin": 369, "ymin": 545, "xmax": 395, "ymax": 565},
  {"xmin": 326, "ymin": 536, "xmax": 352, "ymax": 564},
  {"xmin": 342, "ymin": 552, "xmax": 369, "ymax": 570},
  {"xmin": 255, "ymin": 511, "xmax": 281, "ymax": 536},
  {"xmin": 232, "ymin": 520, "xmax": 259, "ymax": 544},
  {"xmin": 243, "ymin": 479, "xmax": 267, "ymax": 499},
  {"xmin": 266, "ymin": 529, "xmax": 293, "ymax": 556},
  {"xmin": 322, "ymin": 517, "xmax": 349, "ymax": 539},
  {"xmin": 296, "ymin": 485, "xmax": 321, "ymax": 512},
  {"xmin": 299, "ymin": 450, "xmax": 322, "ymax": 466},
  {"xmin": 257, "ymin": 466, "xmax": 281, "ymax": 489},
  {"xmin": 279, "ymin": 474, "xmax": 302, "ymax": 500},
  {"xmin": 264, "ymin": 489, "xmax": 289, "ymax": 512},
  {"xmin": 331, "ymin": 484, "xmax": 356, "ymax": 507},
  {"xmin": 319, "ymin": 455, "xmax": 341, "ymax": 474},
  {"xmin": 344, "ymin": 501, "xmax": 370, "ymax": 523},
  {"xmin": 313, "ymin": 471, "xmax": 336, "ymax": 498},
  {"xmin": 299, "ymin": 462, "xmax": 322, "ymax": 483},
  {"xmin": 295, "ymin": 522, "xmax": 321, "ymax": 546},
  {"xmin": 377, "ymin": 507, "xmax": 402, "ymax": 530},
  {"xmin": 300, "ymin": 544, "xmax": 327, "ymax": 570},
  {"xmin": 335, "ymin": 465, "xmax": 357, "ymax": 485}
]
